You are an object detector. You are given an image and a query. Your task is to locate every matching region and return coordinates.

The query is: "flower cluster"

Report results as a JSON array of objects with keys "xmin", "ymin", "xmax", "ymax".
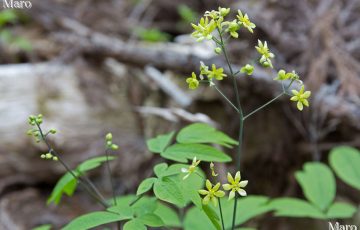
[
  {"xmin": 186, "ymin": 63, "xmax": 226, "ymax": 89},
  {"xmin": 40, "ymin": 152, "xmax": 58, "ymax": 161},
  {"xmin": 27, "ymin": 114, "xmax": 58, "ymax": 160},
  {"xmin": 191, "ymin": 7, "xmax": 256, "ymax": 42},
  {"xmin": 27, "ymin": 114, "xmax": 57, "ymax": 142},
  {"xmin": 274, "ymin": 69, "xmax": 311, "ymax": 111},
  {"xmin": 198, "ymin": 170, "xmax": 248, "ymax": 206},
  {"xmin": 188, "ymin": 7, "xmax": 312, "ymax": 112},
  {"xmin": 105, "ymin": 133, "xmax": 119, "ymax": 150},
  {"xmin": 181, "ymin": 159, "xmax": 248, "ymax": 206}
]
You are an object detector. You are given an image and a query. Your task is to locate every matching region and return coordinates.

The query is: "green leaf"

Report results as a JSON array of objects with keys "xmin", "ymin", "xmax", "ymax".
[
  {"xmin": 147, "ymin": 131, "xmax": 175, "ymax": 153},
  {"xmin": 203, "ymin": 205, "xmax": 222, "ymax": 230},
  {"xmin": 153, "ymin": 177, "xmax": 185, "ymax": 207},
  {"xmin": 137, "ymin": 213, "xmax": 164, "ymax": 227},
  {"xmin": 184, "ymin": 206, "xmax": 216, "ymax": 230},
  {"xmin": 47, "ymin": 171, "xmax": 78, "ymax": 205},
  {"xmin": 123, "ymin": 219, "xmax": 146, "ymax": 230},
  {"xmin": 326, "ymin": 202, "xmax": 357, "ymax": 219},
  {"xmin": 132, "ymin": 197, "xmax": 158, "ymax": 217},
  {"xmin": 77, "ymin": 156, "xmax": 116, "ymax": 173},
  {"xmin": 137, "ymin": 177, "xmax": 157, "ymax": 196},
  {"xmin": 295, "ymin": 162, "xmax": 335, "ymax": 211},
  {"xmin": 48, "ymin": 156, "xmax": 115, "ymax": 205},
  {"xmin": 329, "ymin": 146, "xmax": 360, "ymax": 190},
  {"xmin": 225, "ymin": 196, "xmax": 272, "ymax": 226},
  {"xmin": 31, "ymin": 224, "xmax": 52, "ymax": 230},
  {"xmin": 269, "ymin": 198, "xmax": 325, "ymax": 219},
  {"xmin": 62, "ymin": 211, "xmax": 130, "ymax": 230},
  {"xmin": 177, "ymin": 123, "xmax": 237, "ymax": 147},
  {"xmin": 154, "ymin": 163, "xmax": 168, "ymax": 178},
  {"xmin": 161, "ymin": 143, "xmax": 232, "ymax": 163},
  {"xmin": 154, "ymin": 203, "xmax": 181, "ymax": 227}
]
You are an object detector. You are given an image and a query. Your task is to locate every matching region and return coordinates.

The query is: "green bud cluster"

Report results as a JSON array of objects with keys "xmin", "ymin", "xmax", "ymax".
[
  {"xmin": 27, "ymin": 114, "xmax": 44, "ymax": 143},
  {"xmin": 40, "ymin": 152, "xmax": 58, "ymax": 161},
  {"xmin": 105, "ymin": 133, "xmax": 119, "ymax": 150}
]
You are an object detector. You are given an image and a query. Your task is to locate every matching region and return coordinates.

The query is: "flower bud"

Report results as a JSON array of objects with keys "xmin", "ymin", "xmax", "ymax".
[
  {"xmin": 49, "ymin": 129, "xmax": 57, "ymax": 134},
  {"xmin": 111, "ymin": 144, "xmax": 119, "ymax": 150},
  {"xmin": 105, "ymin": 133, "xmax": 113, "ymax": 141},
  {"xmin": 214, "ymin": 47, "xmax": 222, "ymax": 54}
]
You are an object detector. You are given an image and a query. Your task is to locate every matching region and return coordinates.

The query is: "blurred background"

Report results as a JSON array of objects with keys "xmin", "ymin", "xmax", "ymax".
[{"xmin": 0, "ymin": 0, "xmax": 359, "ymax": 229}]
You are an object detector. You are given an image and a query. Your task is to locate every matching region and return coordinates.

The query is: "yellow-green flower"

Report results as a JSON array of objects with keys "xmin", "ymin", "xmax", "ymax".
[
  {"xmin": 198, "ymin": 180, "xmax": 225, "ymax": 206},
  {"xmin": 186, "ymin": 72, "xmax": 199, "ymax": 89},
  {"xmin": 237, "ymin": 10, "xmax": 256, "ymax": 33},
  {"xmin": 208, "ymin": 64, "xmax": 226, "ymax": 80},
  {"xmin": 191, "ymin": 17, "xmax": 216, "ymax": 42},
  {"xmin": 240, "ymin": 64, "xmax": 254, "ymax": 75},
  {"xmin": 222, "ymin": 171, "xmax": 248, "ymax": 200},
  {"xmin": 255, "ymin": 40, "xmax": 275, "ymax": 68},
  {"xmin": 225, "ymin": 19, "xmax": 240, "ymax": 38},
  {"xmin": 290, "ymin": 85, "xmax": 311, "ymax": 111},
  {"xmin": 181, "ymin": 157, "xmax": 201, "ymax": 180}
]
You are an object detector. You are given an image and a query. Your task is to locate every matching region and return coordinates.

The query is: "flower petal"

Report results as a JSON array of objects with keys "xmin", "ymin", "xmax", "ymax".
[
  {"xmin": 203, "ymin": 195, "xmax": 210, "ymax": 205},
  {"xmin": 198, "ymin": 189, "xmax": 209, "ymax": 195},
  {"xmin": 290, "ymin": 96, "xmax": 298, "ymax": 101},
  {"xmin": 222, "ymin": 184, "xmax": 232, "ymax": 190},
  {"xmin": 239, "ymin": 180, "xmax": 248, "ymax": 187},
  {"xmin": 181, "ymin": 168, "xmax": 189, "ymax": 173},
  {"xmin": 238, "ymin": 189, "xmax": 247, "ymax": 196},
  {"xmin": 227, "ymin": 172, "xmax": 234, "ymax": 184},
  {"xmin": 297, "ymin": 101, "xmax": 303, "ymax": 111},
  {"xmin": 213, "ymin": 182, "xmax": 221, "ymax": 191},
  {"xmin": 228, "ymin": 190, "xmax": 235, "ymax": 200},
  {"xmin": 303, "ymin": 91, "xmax": 311, "ymax": 98},
  {"xmin": 206, "ymin": 180, "xmax": 212, "ymax": 190},
  {"xmin": 235, "ymin": 171, "xmax": 241, "ymax": 182},
  {"xmin": 215, "ymin": 190, "xmax": 225, "ymax": 197},
  {"xmin": 302, "ymin": 99, "xmax": 309, "ymax": 107}
]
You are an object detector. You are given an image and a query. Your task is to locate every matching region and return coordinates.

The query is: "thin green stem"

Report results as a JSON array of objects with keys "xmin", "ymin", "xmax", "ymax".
[
  {"xmin": 35, "ymin": 123, "xmax": 109, "ymax": 208},
  {"xmin": 214, "ymin": 84, "xmax": 239, "ymax": 113},
  {"xmin": 216, "ymin": 28, "xmax": 243, "ymax": 230},
  {"xmin": 105, "ymin": 149, "xmax": 117, "ymax": 206},
  {"xmin": 218, "ymin": 199, "xmax": 226, "ymax": 230},
  {"xmin": 243, "ymin": 92, "xmax": 284, "ymax": 120}
]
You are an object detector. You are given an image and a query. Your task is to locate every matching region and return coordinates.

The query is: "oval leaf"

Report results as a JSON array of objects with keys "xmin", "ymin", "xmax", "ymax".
[
  {"xmin": 329, "ymin": 146, "xmax": 360, "ymax": 190},
  {"xmin": 153, "ymin": 177, "xmax": 185, "ymax": 207},
  {"xmin": 326, "ymin": 202, "xmax": 357, "ymax": 219},
  {"xmin": 154, "ymin": 163, "xmax": 168, "ymax": 178},
  {"xmin": 269, "ymin": 198, "xmax": 325, "ymax": 219},
  {"xmin": 295, "ymin": 162, "xmax": 335, "ymax": 211},
  {"xmin": 137, "ymin": 177, "xmax": 157, "ymax": 196},
  {"xmin": 62, "ymin": 211, "xmax": 130, "ymax": 230},
  {"xmin": 137, "ymin": 213, "xmax": 164, "ymax": 227},
  {"xmin": 154, "ymin": 203, "xmax": 181, "ymax": 227},
  {"xmin": 147, "ymin": 131, "xmax": 175, "ymax": 153},
  {"xmin": 123, "ymin": 219, "xmax": 146, "ymax": 230},
  {"xmin": 161, "ymin": 143, "xmax": 232, "ymax": 163},
  {"xmin": 177, "ymin": 123, "xmax": 238, "ymax": 147}
]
